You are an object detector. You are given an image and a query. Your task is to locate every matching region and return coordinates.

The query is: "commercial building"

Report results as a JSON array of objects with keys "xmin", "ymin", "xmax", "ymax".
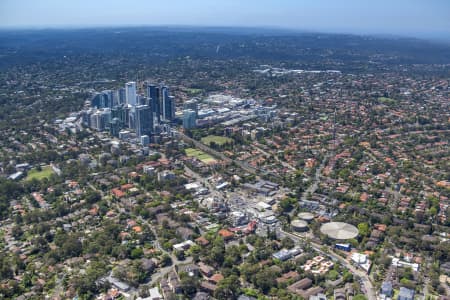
[
  {"xmin": 161, "ymin": 86, "xmax": 175, "ymax": 121},
  {"xmin": 141, "ymin": 135, "xmax": 150, "ymax": 146},
  {"xmin": 183, "ymin": 109, "xmax": 197, "ymax": 129},
  {"xmin": 398, "ymin": 287, "xmax": 414, "ymax": 300},
  {"xmin": 272, "ymin": 247, "xmax": 302, "ymax": 261},
  {"xmin": 126, "ymin": 81, "xmax": 137, "ymax": 106},
  {"xmin": 380, "ymin": 281, "xmax": 393, "ymax": 298},
  {"xmin": 134, "ymin": 105, "xmax": 153, "ymax": 137},
  {"xmin": 84, "ymin": 81, "xmax": 174, "ymax": 138},
  {"xmin": 183, "ymin": 99, "xmax": 198, "ymax": 114}
]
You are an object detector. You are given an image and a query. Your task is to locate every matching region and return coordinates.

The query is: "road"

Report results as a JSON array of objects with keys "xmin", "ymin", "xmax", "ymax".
[
  {"xmin": 300, "ymin": 153, "xmax": 330, "ymax": 201},
  {"xmin": 137, "ymin": 216, "xmax": 193, "ymax": 285},
  {"xmin": 279, "ymin": 229, "xmax": 376, "ymax": 300},
  {"xmin": 253, "ymin": 143, "xmax": 296, "ymax": 171}
]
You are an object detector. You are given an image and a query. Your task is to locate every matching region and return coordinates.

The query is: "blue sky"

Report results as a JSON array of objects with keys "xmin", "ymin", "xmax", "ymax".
[{"xmin": 1, "ymin": 0, "xmax": 449, "ymax": 39}]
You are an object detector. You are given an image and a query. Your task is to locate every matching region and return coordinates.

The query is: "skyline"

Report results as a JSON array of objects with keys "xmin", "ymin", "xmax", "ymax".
[{"xmin": 1, "ymin": 0, "xmax": 450, "ymax": 40}]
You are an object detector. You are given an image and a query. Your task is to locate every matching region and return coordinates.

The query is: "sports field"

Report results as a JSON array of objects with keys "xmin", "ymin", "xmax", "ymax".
[
  {"xmin": 185, "ymin": 148, "xmax": 217, "ymax": 164},
  {"xmin": 185, "ymin": 88, "xmax": 203, "ymax": 95},
  {"xmin": 378, "ymin": 97, "xmax": 396, "ymax": 105},
  {"xmin": 25, "ymin": 166, "xmax": 54, "ymax": 181},
  {"xmin": 201, "ymin": 135, "xmax": 233, "ymax": 146}
]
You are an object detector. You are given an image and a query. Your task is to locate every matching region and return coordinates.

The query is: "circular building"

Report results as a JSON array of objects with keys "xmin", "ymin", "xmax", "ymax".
[
  {"xmin": 291, "ymin": 219, "xmax": 309, "ymax": 232},
  {"xmin": 298, "ymin": 212, "xmax": 315, "ymax": 223},
  {"xmin": 320, "ymin": 222, "xmax": 358, "ymax": 240}
]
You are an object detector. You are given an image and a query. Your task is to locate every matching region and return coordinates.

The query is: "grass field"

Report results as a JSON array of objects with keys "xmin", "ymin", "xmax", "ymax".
[
  {"xmin": 201, "ymin": 135, "xmax": 233, "ymax": 146},
  {"xmin": 185, "ymin": 88, "xmax": 203, "ymax": 95},
  {"xmin": 378, "ymin": 97, "xmax": 397, "ymax": 105},
  {"xmin": 25, "ymin": 166, "xmax": 54, "ymax": 181},
  {"xmin": 185, "ymin": 148, "xmax": 217, "ymax": 164}
]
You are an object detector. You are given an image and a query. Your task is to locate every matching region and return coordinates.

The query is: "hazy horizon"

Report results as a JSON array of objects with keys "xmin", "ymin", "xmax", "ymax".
[{"xmin": 1, "ymin": 0, "xmax": 450, "ymax": 41}]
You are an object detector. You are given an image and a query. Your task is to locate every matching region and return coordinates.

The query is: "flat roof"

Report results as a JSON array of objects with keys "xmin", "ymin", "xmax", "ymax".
[{"xmin": 320, "ymin": 222, "xmax": 358, "ymax": 240}]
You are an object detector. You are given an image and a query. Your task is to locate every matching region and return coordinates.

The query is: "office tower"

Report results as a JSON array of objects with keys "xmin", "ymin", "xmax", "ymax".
[
  {"xmin": 100, "ymin": 90, "xmax": 114, "ymax": 108},
  {"xmin": 113, "ymin": 90, "xmax": 120, "ymax": 107},
  {"xmin": 118, "ymin": 88, "xmax": 126, "ymax": 105},
  {"xmin": 161, "ymin": 86, "xmax": 175, "ymax": 121},
  {"xmin": 145, "ymin": 83, "xmax": 160, "ymax": 122},
  {"xmin": 167, "ymin": 96, "xmax": 176, "ymax": 121},
  {"xmin": 90, "ymin": 112, "xmax": 101, "ymax": 131},
  {"xmin": 161, "ymin": 85, "xmax": 169, "ymax": 118},
  {"xmin": 140, "ymin": 135, "xmax": 150, "ymax": 146},
  {"xmin": 125, "ymin": 81, "xmax": 137, "ymax": 106},
  {"xmin": 111, "ymin": 105, "xmax": 129, "ymax": 129},
  {"xmin": 100, "ymin": 108, "xmax": 111, "ymax": 131},
  {"xmin": 183, "ymin": 109, "xmax": 197, "ymax": 129},
  {"xmin": 137, "ymin": 95, "xmax": 147, "ymax": 106},
  {"xmin": 81, "ymin": 109, "xmax": 92, "ymax": 127},
  {"xmin": 110, "ymin": 118, "xmax": 121, "ymax": 137},
  {"xmin": 134, "ymin": 105, "xmax": 153, "ymax": 137},
  {"xmin": 128, "ymin": 106, "xmax": 136, "ymax": 129},
  {"xmin": 183, "ymin": 99, "xmax": 198, "ymax": 115},
  {"xmin": 91, "ymin": 93, "xmax": 101, "ymax": 108},
  {"xmin": 89, "ymin": 109, "xmax": 110, "ymax": 131}
]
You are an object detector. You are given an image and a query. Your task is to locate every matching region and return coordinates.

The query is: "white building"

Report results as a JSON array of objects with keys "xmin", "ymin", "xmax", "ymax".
[
  {"xmin": 351, "ymin": 253, "xmax": 372, "ymax": 272},
  {"xmin": 126, "ymin": 81, "xmax": 137, "ymax": 106}
]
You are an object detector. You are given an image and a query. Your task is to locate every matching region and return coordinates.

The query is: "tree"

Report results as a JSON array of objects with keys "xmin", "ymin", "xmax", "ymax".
[
  {"xmin": 210, "ymin": 246, "xmax": 225, "ymax": 267},
  {"xmin": 174, "ymin": 250, "xmax": 185, "ymax": 261},
  {"xmin": 11, "ymin": 225, "xmax": 23, "ymax": 239},
  {"xmin": 86, "ymin": 190, "xmax": 101, "ymax": 204},
  {"xmin": 279, "ymin": 197, "xmax": 293, "ymax": 212},
  {"xmin": 240, "ymin": 263, "xmax": 260, "ymax": 282},
  {"xmin": 281, "ymin": 237, "xmax": 295, "ymax": 249},
  {"xmin": 130, "ymin": 247, "xmax": 143, "ymax": 259},
  {"xmin": 161, "ymin": 254, "xmax": 172, "ymax": 267},
  {"xmin": 358, "ymin": 222, "xmax": 370, "ymax": 237},
  {"xmin": 254, "ymin": 268, "xmax": 278, "ymax": 294},
  {"xmin": 214, "ymin": 275, "xmax": 240, "ymax": 299},
  {"xmin": 61, "ymin": 235, "xmax": 82, "ymax": 258},
  {"xmin": 327, "ymin": 269, "xmax": 339, "ymax": 281},
  {"xmin": 180, "ymin": 275, "xmax": 198, "ymax": 296}
]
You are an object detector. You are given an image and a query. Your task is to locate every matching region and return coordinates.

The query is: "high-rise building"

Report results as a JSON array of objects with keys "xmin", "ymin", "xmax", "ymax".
[
  {"xmin": 140, "ymin": 135, "xmax": 150, "ymax": 146},
  {"xmin": 90, "ymin": 112, "xmax": 101, "ymax": 131},
  {"xmin": 125, "ymin": 81, "xmax": 137, "ymax": 106},
  {"xmin": 134, "ymin": 105, "xmax": 153, "ymax": 137},
  {"xmin": 161, "ymin": 86, "xmax": 175, "ymax": 121},
  {"xmin": 111, "ymin": 105, "xmax": 129, "ymax": 129},
  {"xmin": 118, "ymin": 88, "xmax": 126, "ymax": 105},
  {"xmin": 100, "ymin": 90, "xmax": 114, "ymax": 108},
  {"xmin": 91, "ymin": 93, "xmax": 101, "ymax": 108},
  {"xmin": 89, "ymin": 109, "xmax": 111, "ymax": 131},
  {"xmin": 101, "ymin": 109, "xmax": 111, "ymax": 130},
  {"xmin": 110, "ymin": 118, "xmax": 121, "ymax": 137},
  {"xmin": 183, "ymin": 109, "xmax": 197, "ymax": 130},
  {"xmin": 183, "ymin": 99, "xmax": 198, "ymax": 115},
  {"xmin": 145, "ymin": 83, "xmax": 160, "ymax": 122},
  {"xmin": 113, "ymin": 90, "xmax": 120, "ymax": 107},
  {"xmin": 81, "ymin": 109, "xmax": 93, "ymax": 127}
]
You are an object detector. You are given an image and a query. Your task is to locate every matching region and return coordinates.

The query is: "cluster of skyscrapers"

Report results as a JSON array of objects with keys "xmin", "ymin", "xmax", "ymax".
[{"xmin": 81, "ymin": 82, "xmax": 176, "ymax": 142}]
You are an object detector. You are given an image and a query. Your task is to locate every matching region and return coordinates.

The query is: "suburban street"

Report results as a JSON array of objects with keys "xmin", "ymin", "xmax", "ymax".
[{"xmin": 279, "ymin": 229, "xmax": 376, "ymax": 300}]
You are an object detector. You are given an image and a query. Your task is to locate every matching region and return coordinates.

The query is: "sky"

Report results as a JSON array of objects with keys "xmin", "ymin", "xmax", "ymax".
[{"xmin": 1, "ymin": 0, "xmax": 450, "ymax": 39}]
